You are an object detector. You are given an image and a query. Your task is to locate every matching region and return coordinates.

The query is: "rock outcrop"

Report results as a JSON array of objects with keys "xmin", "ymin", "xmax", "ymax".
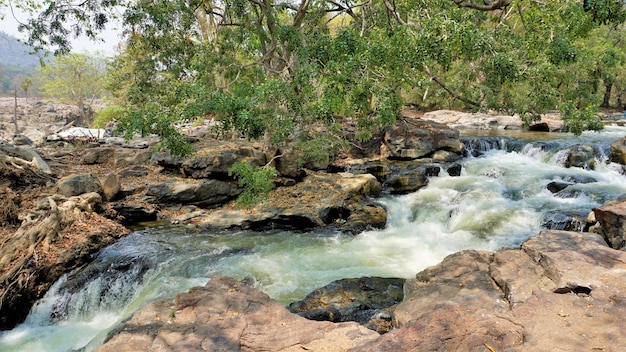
[
  {"xmin": 97, "ymin": 230, "xmax": 626, "ymax": 352},
  {"xmin": 199, "ymin": 172, "xmax": 386, "ymax": 233},
  {"xmin": 287, "ymin": 277, "xmax": 405, "ymax": 334},
  {"xmin": 593, "ymin": 199, "xmax": 626, "ymax": 249},
  {"xmin": 95, "ymin": 276, "xmax": 380, "ymax": 352}
]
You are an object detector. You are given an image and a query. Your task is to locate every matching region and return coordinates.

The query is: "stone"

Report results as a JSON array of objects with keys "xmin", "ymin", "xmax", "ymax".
[
  {"xmin": 146, "ymin": 179, "xmax": 242, "ymax": 208},
  {"xmin": 610, "ymin": 135, "xmax": 626, "ymax": 165},
  {"xmin": 111, "ymin": 203, "xmax": 158, "ymax": 225},
  {"xmin": 199, "ymin": 172, "xmax": 386, "ymax": 233},
  {"xmin": 541, "ymin": 209, "xmax": 589, "ymax": 232},
  {"xmin": 95, "ymin": 276, "xmax": 380, "ymax": 352},
  {"xmin": 118, "ymin": 165, "xmax": 150, "ymax": 178},
  {"xmin": 82, "ymin": 147, "xmax": 114, "ymax": 165},
  {"xmin": 383, "ymin": 118, "xmax": 464, "ymax": 160},
  {"xmin": 547, "ymin": 180, "xmax": 572, "ymax": 193},
  {"xmin": 56, "ymin": 173, "xmax": 103, "ymax": 197},
  {"xmin": 100, "ymin": 173, "xmax": 121, "ymax": 202},
  {"xmin": 114, "ymin": 149, "xmax": 152, "ymax": 169},
  {"xmin": 565, "ymin": 144, "xmax": 596, "ymax": 170},
  {"xmin": 343, "ymin": 160, "xmax": 445, "ymax": 194},
  {"xmin": 288, "ymin": 277, "xmax": 405, "ymax": 333},
  {"xmin": 274, "ymin": 147, "xmax": 306, "ymax": 179},
  {"xmin": 181, "ymin": 142, "xmax": 266, "ymax": 179},
  {"xmin": 593, "ymin": 200, "xmax": 626, "ymax": 249}
]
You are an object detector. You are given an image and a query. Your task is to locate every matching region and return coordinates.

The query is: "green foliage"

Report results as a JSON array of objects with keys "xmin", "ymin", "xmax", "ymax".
[
  {"xmin": 559, "ymin": 102, "xmax": 603, "ymax": 135},
  {"xmin": 91, "ymin": 105, "xmax": 125, "ymax": 129},
  {"xmin": 228, "ymin": 162, "xmax": 276, "ymax": 208},
  {"xmin": 35, "ymin": 53, "xmax": 106, "ymax": 117},
  {"xmin": 11, "ymin": 0, "xmax": 626, "ymax": 149}
]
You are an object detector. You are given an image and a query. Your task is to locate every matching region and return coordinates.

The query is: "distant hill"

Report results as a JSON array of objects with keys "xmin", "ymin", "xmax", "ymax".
[{"xmin": 0, "ymin": 31, "xmax": 45, "ymax": 68}]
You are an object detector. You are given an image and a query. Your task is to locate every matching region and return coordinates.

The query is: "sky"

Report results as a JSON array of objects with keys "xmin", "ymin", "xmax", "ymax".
[{"xmin": 0, "ymin": 5, "xmax": 123, "ymax": 56}]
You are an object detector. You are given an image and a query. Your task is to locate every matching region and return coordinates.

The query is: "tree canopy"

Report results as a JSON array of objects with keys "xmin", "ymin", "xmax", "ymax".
[{"xmin": 5, "ymin": 0, "xmax": 626, "ymax": 156}]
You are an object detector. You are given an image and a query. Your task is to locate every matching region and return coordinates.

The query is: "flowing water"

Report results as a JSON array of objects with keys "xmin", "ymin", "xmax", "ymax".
[{"xmin": 2, "ymin": 126, "xmax": 626, "ymax": 351}]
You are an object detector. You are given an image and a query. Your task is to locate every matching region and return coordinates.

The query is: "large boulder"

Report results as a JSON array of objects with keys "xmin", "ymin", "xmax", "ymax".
[
  {"xmin": 180, "ymin": 142, "xmax": 266, "ymax": 179},
  {"xmin": 383, "ymin": 118, "xmax": 464, "ymax": 160},
  {"xmin": 388, "ymin": 230, "xmax": 626, "ymax": 352},
  {"xmin": 565, "ymin": 144, "xmax": 596, "ymax": 170},
  {"xmin": 610, "ymin": 135, "xmax": 626, "ymax": 165},
  {"xmin": 147, "ymin": 179, "xmax": 242, "ymax": 208},
  {"xmin": 95, "ymin": 276, "xmax": 380, "ymax": 352},
  {"xmin": 114, "ymin": 149, "xmax": 152, "ymax": 169},
  {"xmin": 56, "ymin": 173, "xmax": 103, "ymax": 197},
  {"xmin": 100, "ymin": 173, "xmax": 121, "ymax": 202}
]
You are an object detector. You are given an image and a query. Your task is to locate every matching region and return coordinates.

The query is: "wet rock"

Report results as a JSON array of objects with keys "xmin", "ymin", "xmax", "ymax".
[
  {"xmin": 541, "ymin": 209, "xmax": 588, "ymax": 232},
  {"xmin": 593, "ymin": 200, "xmax": 626, "ymax": 249},
  {"xmin": 565, "ymin": 144, "xmax": 596, "ymax": 170},
  {"xmin": 610, "ymin": 135, "xmax": 626, "ymax": 165},
  {"xmin": 383, "ymin": 162, "xmax": 441, "ymax": 194},
  {"xmin": 95, "ymin": 276, "xmax": 380, "ymax": 352},
  {"xmin": 147, "ymin": 179, "xmax": 242, "ymax": 208},
  {"xmin": 547, "ymin": 180, "xmax": 572, "ymax": 193},
  {"xmin": 337, "ymin": 159, "xmax": 452, "ymax": 194},
  {"xmin": 56, "ymin": 173, "xmax": 103, "ymax": 197},
  {"xmin": 288, "ymin": 277, "xmax": 405, "ymax": 333}
]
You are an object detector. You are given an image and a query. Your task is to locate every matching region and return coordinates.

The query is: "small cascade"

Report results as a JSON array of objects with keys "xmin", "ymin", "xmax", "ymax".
[{"xmin": 461, "ymin": 136, "xmax": 511, "ymax": 156}]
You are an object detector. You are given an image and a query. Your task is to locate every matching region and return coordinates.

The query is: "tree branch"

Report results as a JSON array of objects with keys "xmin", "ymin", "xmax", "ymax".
[{"xmin": 423, "ymin": 63, "xmax": 480, "ymax": 107}]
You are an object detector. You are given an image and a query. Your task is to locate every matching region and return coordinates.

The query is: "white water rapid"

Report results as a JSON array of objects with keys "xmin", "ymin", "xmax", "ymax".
[{"xmin": 2, "ymin": 127, "xmax": 626, "ymax": 351}]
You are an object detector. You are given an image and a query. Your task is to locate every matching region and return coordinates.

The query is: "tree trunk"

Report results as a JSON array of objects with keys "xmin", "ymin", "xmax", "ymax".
[
  {"xmin": 13, "ymin": 86, "xmax": 18, "ymax": 135},
  {"xmin": 602, "ymin": 82, "xmax": 613, "ymax": 108}
]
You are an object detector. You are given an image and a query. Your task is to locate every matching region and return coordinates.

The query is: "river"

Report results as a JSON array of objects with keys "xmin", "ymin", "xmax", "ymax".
[{"xmin": 2, "ymin": 126, "xmax": 626, "ymax": 351}]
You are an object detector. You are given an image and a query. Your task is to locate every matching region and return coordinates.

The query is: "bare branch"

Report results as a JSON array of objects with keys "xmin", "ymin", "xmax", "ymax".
[{"xmin": 451, "ymin": 0, "xmax": 511, "ymax": 11}]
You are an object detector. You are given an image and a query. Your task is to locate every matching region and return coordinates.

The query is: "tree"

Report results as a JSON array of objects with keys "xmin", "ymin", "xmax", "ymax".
[
  {"xmin": 35, "ymin": 52, "xmax": 106, "ymax": 125},
  {"xmin": 7, "ymin": 0, "xmax": 626, "ymax": 154},
  {"xmin": 20, "ymin": 77, "xmax": 32, "ymax": 102}
]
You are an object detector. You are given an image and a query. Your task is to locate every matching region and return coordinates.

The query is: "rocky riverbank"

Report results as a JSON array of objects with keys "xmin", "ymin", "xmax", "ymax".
[{"xmin": 2, "ymin": 99, "xmax": 626, "ymax": 350}]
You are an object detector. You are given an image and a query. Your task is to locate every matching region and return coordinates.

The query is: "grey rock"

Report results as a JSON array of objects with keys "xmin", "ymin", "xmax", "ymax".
[
  {"xmin": 56, "ymin": 173, "xmax": 103, "ymax": 197},
  {"xmin": 565, "ymin": 144, "xmax": 596, "ymax": 170},
  {"xmin": 147, "ymin": 179, "xmax": 242, "ymax": 207}
]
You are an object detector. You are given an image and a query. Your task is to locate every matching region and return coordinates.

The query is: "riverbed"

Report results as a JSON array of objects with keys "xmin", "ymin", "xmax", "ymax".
[{"xmin": 2, "ymin": 126, "xmax": 626, "ymax": 351}]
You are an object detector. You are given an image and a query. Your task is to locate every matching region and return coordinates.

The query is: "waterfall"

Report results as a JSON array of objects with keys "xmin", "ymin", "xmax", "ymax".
[{"xmin": 2, "ymin": 127, "xmax": 626, "ymax": 352}]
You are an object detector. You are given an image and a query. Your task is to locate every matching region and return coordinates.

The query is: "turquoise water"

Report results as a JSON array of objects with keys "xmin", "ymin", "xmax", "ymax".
[{"xmin": 2, "ymin": 126, "xmax": 626, "ymax": 351}]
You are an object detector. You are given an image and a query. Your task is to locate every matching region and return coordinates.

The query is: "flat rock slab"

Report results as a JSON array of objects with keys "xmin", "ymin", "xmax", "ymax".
[{"xmin": 95, "ymin": 276, "xmax": 379, "ymax": 352}]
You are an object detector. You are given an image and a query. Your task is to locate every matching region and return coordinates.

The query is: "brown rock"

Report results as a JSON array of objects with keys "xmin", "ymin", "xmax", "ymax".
[
  {"xmin": 100, "ymin": 173, "xmax": 121, "ymax": 202},
  {"xmin": 594, "ymin": 200, "xmax": 626, "ymax": 249},
  {"xmin": 96, "ymin": 276, "xmax": 379, "ymax": 352},
  {"xmin": 611, "ymin": 135, "xmax": 626, "ymax": 165}
]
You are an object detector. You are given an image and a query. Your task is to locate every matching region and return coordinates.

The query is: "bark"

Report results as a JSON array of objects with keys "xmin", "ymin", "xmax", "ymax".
[{"xmin": 602, "ymin": 82, "xmax": 613, "ymax": 108}]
